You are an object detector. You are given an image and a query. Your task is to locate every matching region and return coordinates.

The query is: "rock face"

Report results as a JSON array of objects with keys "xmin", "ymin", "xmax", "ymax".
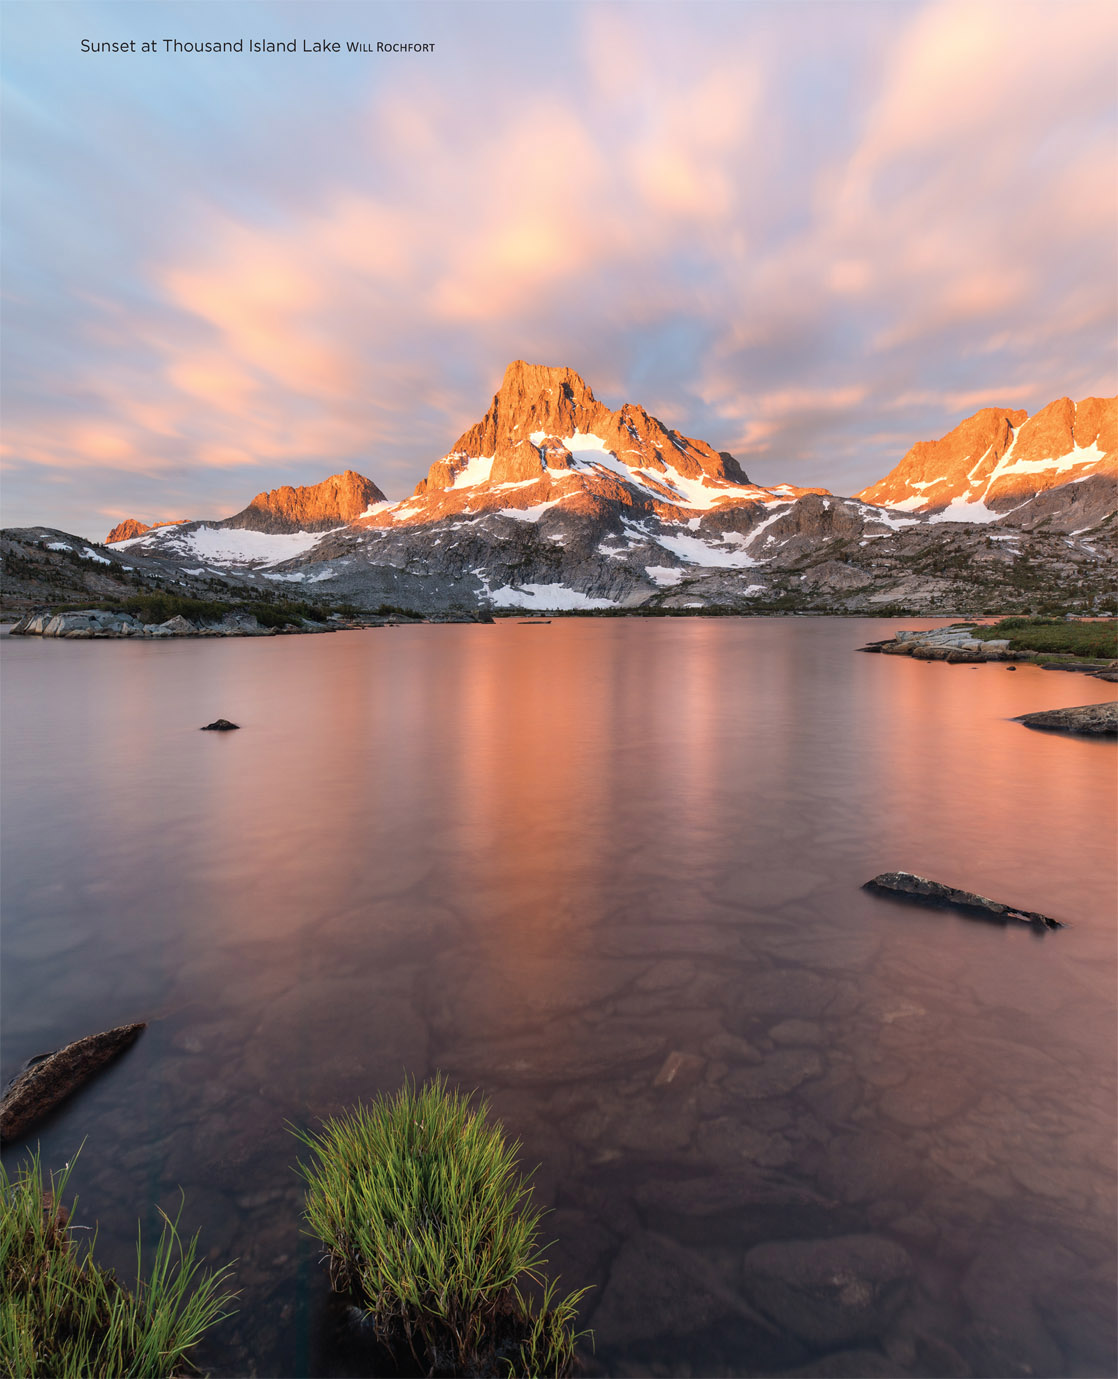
[
  {"xmin": 222, "ymin": 470, "xmax": 386, "ymax": 533},
  {"xmin": 1016, "ymin": 701, "xmax": 1118, "ymax": 736},
  {"xmin": 106, "ymin": 517, "xmax": 152, "ymax": 543},
  {"xmin": 855, "ymin": 395, "xmax": 1118, "ymax": 521}
]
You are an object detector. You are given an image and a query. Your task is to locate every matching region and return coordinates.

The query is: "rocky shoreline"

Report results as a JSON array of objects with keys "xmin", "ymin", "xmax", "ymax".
[
  {"xmin": 6, "ymin": 607, "xmax": 491, "ymax": 639},
  {"xmin": 862, "ymin": 625, "xmax": 1117, "ymax": 679}
]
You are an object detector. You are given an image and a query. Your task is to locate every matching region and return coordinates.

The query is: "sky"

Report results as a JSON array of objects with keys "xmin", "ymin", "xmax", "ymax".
[{"xmin": 2, "ymin": 0, "xmax": 1115, "ymax": 540}]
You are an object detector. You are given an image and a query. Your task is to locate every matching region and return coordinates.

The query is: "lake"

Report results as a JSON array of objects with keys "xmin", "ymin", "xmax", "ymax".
[{"xmin": 2, "ymin": 617, "xmax": 1115, "ymax": 1377}]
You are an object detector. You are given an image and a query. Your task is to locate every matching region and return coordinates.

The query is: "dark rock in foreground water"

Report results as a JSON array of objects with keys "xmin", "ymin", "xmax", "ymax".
[
  {"xmin": 1015, "ymin": 701, "xmax": 1118, "ymax": 736},
  {"xmin": 201, "ymin": 718, "xmax": 240, "ymax": 731},
  {"xmin": 865, "ymin": 871, "xmax": 1064, "ymax": 929},
  {"xmin": 0, "ymin": 1022, "xmax": 145, "ymax": 1142},
  {"xmin": 740, "ymin": 1233, "xmax": 913, "ymax": 1349}
]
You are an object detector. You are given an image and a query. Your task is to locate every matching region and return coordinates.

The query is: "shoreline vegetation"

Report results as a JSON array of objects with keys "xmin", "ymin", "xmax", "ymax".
[
  {"xmin": 0, "ymin": 1151, "xmax": 236, "ymax": 1379},
  {"xmin": 2, "ymin": 1080, "xmax": 588, "ymax": 1378},
  {"xmin": 5, "ymin": 594, "xmax": 492, "ymax": 638},
  {"xmin": 862, "ymin": 616, "xmax": 1117, "ymax": 679}
]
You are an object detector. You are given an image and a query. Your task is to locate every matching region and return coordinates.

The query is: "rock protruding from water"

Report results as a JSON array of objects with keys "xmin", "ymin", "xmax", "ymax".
[
  {"xmin": 740, "ymin": 1234, "xmax": 914, "ymax": 1350},
  {"xmin": 1015, "ymin": 701, "xmax": 1117, "ymax": 736},
  {"xmin": 201, "ymin": 719, "xmax": 240, "ymax": 731},
  {"xmin": 870, "ymin": 626, "xmax": 1024, "ymax": 663},
  {"xmin": 0, "ymin": 1022, "xmax": 146, "ymax": 1142},
  {"xmin": 865, "ymin": 872, "xmax": 1064, "ymax": 929}
]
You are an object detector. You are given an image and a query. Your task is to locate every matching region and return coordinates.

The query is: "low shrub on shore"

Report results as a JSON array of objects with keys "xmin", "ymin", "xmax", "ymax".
[
  {"xmin": 0, "ymin": 1150, "xmax": 236, "ymax": 1378},
  {"xmin": 117, "ymin": 593, "xmax": 336, "ymax": 627},
  {"xmin": 12, "ymin": 592, "xmax": 348, "ymax": 628},
  {"xmin": 292, "ymin": 1076, "xmax": 590, "ymax": 1377},
  {"xmin": 972, "ymin": 616, "xmax": 1118, "ymax": 660}
]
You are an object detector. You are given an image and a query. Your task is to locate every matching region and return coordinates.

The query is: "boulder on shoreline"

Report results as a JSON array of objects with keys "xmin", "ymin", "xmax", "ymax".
[
  {"xmin": 871, "ymin": 626, "xmax": 1027, "ymax": 663},
  {"xmin": 0, "ymin": 1022, "xmax": 146, "ymax": 1142},
  {"xmin": 1015, "ymin": 701, "xmax": 1118, "ymax": 736},
  {"xmin": 865, "ymin": 871, "xmax": 1064, "ymax": 929}
]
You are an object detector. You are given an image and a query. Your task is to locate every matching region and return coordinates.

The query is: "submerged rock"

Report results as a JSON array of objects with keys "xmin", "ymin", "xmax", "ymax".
[
  {"xmin": 201, "ymin": 718, "xmax": 240, "ymax": 731},
  {"xmin": 740, "ymin": 1234, "xmax": 913, "ymax": 1349},
  {"xmin": 653, "ymin": 1050, "xmax": 705, "ymax": 1089},
  {"xmin": 590, "ymin": 1230, "xmax": 778, "ymax": 1347},
  {"xmin": 1015, "ymin": 701, "xmax": 1117, "ymax": 736},
  {"xmin": 865, "ymin": 872, "xmax": 1064, "ymax": 929},
  {"xmin": 0, "ymin": 1022, "xmax": 146, "ymax": 1142},
  {"xmin": 722, "ymin": 1048, "xmax": 825, "ymax": 1099}
]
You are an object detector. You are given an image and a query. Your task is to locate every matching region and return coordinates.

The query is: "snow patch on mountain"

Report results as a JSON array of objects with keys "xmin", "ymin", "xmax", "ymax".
[
  {"xmin": 993, "ymin": 441, "xmax": 1106, "ymax": 480},
  {"xmin": 925, "ymin": 499, "xmax": 1003, "ymax": 524},
  {"xmin": 487, "ymin": 582, "xmax": 617, "ymax": 610},
  {"xmin": 113, "ymin": 523, "xmax": 331, "ymax": 566},
  {"xmin": 450, "ymin": 454, "xmax": 495, "ymax": 489},
  {"xmin": 652, "ymin": 530, "xmax": 760, "ymax": 567},
  {"xmin": 499, "ymin": 499, "xmax": 565, "ymax": 522},
  {"xmin": 646, "ymin": 566, "xmax": 685, "ymax": 586}
]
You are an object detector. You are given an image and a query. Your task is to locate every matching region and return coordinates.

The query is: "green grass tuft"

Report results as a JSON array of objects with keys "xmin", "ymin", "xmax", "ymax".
[
  {"xmin": 292, "ymin": 1075, "xmax": 591, "ymax": 1377},
  {"xmin": 0, "ymin": 1148, "xmax": 237, "ymax": 1378}
]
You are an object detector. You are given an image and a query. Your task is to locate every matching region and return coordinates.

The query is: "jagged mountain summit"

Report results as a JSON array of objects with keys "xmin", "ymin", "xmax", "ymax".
[
  {"xmin": 382, "ymin": 359, "xmax": 823, "ymax": 525},
  {"xmin": 856, "ymin": 395, "xmax": 1116, "ymax": 527}
]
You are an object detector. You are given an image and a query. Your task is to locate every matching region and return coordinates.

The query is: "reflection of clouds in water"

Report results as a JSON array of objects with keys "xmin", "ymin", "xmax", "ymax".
[{"xmin": 1, "ymin": 620, "xmax": 1114, "ymax": 1375}]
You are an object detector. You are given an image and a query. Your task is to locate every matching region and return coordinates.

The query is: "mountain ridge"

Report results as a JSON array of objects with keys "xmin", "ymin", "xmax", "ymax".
[
  {"xmin": 855, "ymin": 394, "xmax": 1116, "ymax": 518},
  {"xmin": 76, "ymin": 364, "xmax": 1116, "ymax": 617}
]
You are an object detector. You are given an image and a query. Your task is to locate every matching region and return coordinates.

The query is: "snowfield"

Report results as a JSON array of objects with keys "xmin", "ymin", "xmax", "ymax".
[
  {"xmin": 487, "ymin": 582, "xmax": 617, "ymax": 610},
  {"xmin": 113, "ymin": 524, "xmax": 331, "ymax": 567}
]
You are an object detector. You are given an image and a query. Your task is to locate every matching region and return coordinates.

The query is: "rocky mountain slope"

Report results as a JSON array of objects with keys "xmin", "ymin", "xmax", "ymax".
[
  {"xmin": 7, "ymin": 366, "xmax": 1115, "ymax": 618},
  {"xmin": 856, "ymin": 395, "xmax": 1116, "ymax": 527},
  {"xmin": 219, "ymin": 469, "xmax": 385, "ymax": 533}
]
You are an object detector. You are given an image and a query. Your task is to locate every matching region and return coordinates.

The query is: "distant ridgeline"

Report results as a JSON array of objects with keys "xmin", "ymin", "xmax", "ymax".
[{"xmin": 3, "ymin": 366, "xmax": 1115, "ymax": 617}]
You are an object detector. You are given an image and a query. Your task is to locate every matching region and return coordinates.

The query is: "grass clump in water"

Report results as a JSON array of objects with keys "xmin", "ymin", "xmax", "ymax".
[
  {"xmin": 0, "ymin": 1149, "xmax": 237, "ymax": 1378},
  {"xmin": 292, "ymin": 1075, "xmax": 590, "ymax": 1377}
]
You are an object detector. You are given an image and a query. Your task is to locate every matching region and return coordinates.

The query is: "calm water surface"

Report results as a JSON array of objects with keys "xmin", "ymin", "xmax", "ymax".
[{"xmin": 2, "ymin": 618, "xmax": 1115, "ymax": 1378}]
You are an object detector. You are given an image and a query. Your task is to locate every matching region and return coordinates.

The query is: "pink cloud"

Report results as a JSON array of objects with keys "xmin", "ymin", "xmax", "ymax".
[{"xmin": 3, "ymin": 0, "xmax": 1114, "ymax": 530}]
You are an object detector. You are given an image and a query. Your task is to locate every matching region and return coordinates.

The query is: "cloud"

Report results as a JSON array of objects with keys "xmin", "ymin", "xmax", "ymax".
[{"xmin": 1, "ymin": 0, "xmax": 1115, "ymax": 534}]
